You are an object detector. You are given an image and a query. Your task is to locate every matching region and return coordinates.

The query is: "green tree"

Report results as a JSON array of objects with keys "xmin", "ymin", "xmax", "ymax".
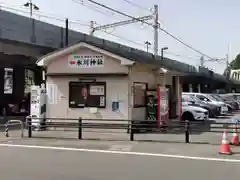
[
  {"xmin": 223, "ymin": 54, "xmax": 240, "ymax": 77},
  {"xmin": 229, "ymin": 54, "xmax": 240, "ymax": 69}
]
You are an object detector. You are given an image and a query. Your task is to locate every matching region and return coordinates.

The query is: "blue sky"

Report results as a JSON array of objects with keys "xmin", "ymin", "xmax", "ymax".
[{"xmin": 0, "ymin": 0, "xmax": 238, "ymax": 73}]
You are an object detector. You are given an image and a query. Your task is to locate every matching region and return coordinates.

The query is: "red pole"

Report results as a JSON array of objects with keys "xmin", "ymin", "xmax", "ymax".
[
  {"xmin": 157, "ymin": 87, "xmax": 161, "ymax": 128},
  {"xmin": 81, "ymin": 87, "xmax": 85, "ymax": 97}
]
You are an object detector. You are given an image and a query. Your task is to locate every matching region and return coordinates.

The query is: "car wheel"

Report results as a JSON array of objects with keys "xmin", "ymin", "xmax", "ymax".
[{"xmin": 182, "ymin": 112, "xmax": 194, "ymax": 121}]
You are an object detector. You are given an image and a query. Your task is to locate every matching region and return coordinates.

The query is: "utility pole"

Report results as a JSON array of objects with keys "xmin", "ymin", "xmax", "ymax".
[
  {"xmin": 89, "ymin": 4, "xmax": 159, "ymax": 56},
  {"xmin": 153, "ymin": 5, "xmax": 159, "ymax": 57},
  {"xmin": 226, "ymin": 54, "xmax": 229, "ymax": 70},
  {"xmin": 226, "ymin": 44, "xmax": 231, "ymax": 70}
]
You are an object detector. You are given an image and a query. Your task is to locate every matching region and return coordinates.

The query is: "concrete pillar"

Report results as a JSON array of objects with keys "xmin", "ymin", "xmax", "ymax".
[
  {"xmin": 197, "ymin": 84, "xmax": 201, "ymax": 93},
  {"xmin": 189, "ymin": 84, "xmax": 193, "ymax": 92}
]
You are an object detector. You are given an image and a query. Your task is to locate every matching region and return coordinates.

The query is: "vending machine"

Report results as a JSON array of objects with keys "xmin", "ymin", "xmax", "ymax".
[
  {"xmin": 157, "ymin": 87, "xmax": 169, "ymax": 127},
  {"xmin": 30, "ymin": 84, "xmax": 46, "ymax": 130},
  {"xmin": 146, "ymin": 87, "xmax": 169, "ymax": 128}
]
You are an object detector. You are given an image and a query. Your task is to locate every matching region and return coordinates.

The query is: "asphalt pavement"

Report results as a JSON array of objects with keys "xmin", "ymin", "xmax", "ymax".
[
  {"xmin": 0, "ymin": 112, "xmax": 240, "ymax": 179},
  {"xmin": 0, "ymin": 143, "xmax": 239, "ymax": 180}
]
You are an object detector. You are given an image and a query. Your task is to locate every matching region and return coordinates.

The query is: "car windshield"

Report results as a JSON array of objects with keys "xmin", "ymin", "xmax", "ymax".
[
  {"xmin": 232, "ymin": 95, "xmax": 240, "ymax": 101},
  {"xmin": 182, "ymin": 95, "xmax": 194, "ymax": 103},
  {"xmin": 186, "ymin": 94, "xmax": 202, "ymax": 103},
  {"xmin": 206, "ymin": 94, "xmax": 220, "ymax": 102},
  {"xmin": 211, "ymin": 94, "xmax": 223, "ymax": 101}
]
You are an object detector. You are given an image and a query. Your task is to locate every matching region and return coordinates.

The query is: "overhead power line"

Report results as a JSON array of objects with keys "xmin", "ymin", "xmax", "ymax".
[
  {"xmin": 160, "ymin": 29, "xmax": 212, "ymax": 59},
  {"xmin": 85, "ymin": 0, "xmax": 213, "ymax": 59},
  {"xmin": 99, "ymin": 30, "xmax": 201, "ymax": 61},
  {"xmin": 72, "ymin": 0, "xmax": 123, "ymax": 21},
  {"xmin": 86, "ymin": 0, "xmax": 154, "ymax": 26},
  {"xmin": 0, "ymin": 4, "xmax": 89, "ymax": 26},
  {"xmin": 122, "ymin": 0, "xmax": 150, "ymax": 12},
  {"xmin": 72, "ymin": 0, "xmax": 113, "ymax": 17}
]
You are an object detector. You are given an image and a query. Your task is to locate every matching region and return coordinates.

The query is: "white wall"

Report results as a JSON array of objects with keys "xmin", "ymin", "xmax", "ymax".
[
  {"xmin": 130, "ymin": 64, "xmax": 173, "ymax": 120},
  {"xmin": 46, "ymin": 76, "xmax": 129, "ymax": 120}
]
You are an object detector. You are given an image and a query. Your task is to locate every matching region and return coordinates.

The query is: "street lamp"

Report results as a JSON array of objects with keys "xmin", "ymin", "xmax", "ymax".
[
  {"xmin": 145, "ymin": 41, "xmax": 151, "ymax": 52},
  {"xmin": 161, "ymin": 47, "xmax": 168, "ymax": 60},
  {"xmin": 24, "ymin": 0, "xmax": 39, "ymax": 18},
  {"xmin": 24, "ymin": 0, "xmax": 39, "ymax": 43}
]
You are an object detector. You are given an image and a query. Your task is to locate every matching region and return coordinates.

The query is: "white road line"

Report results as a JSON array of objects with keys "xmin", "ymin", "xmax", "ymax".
[
  {"xmin": 109, "ymin": 144, "xmax": 132, "ymax": 151},
  {"xmin": 0, "ymin": 143, "xmax": 239, "ymax": 163}
]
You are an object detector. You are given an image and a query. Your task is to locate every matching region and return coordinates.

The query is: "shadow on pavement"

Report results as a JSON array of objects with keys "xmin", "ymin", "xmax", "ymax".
[{"xmin": 26, "ymin": 135, "xmax": 222, "ymax": 146}]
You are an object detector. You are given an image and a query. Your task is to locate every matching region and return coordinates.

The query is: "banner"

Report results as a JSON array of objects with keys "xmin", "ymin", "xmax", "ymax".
[
  {"xmin": 68, "ymin": 55, "xmax": 104, "ymax": 68},
  {"xmin": 4, "ymin": 68, "xmax": 13, "ymax": 94},
  {"xmin": 46, "ymin": 83, "xmax": 58, "ymax": 105}
]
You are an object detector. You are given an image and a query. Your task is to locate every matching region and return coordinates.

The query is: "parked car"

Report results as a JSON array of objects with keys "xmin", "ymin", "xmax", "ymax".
[
  {"xmin": 182, "ymin": 94, "xmax": 220, "ymax": 118},
  {"xmin": 227, "ymin": 93, "xmax": 240, "ymax": 104},
  {"xmin": 182, "ymin": 97, "xmax": 209, "ymax": 121},
  {"xmin": 183, "ymin": 93, "xmax": 228, "ymax": 115},
  {"xmin": 210, "ymin": 94, "xmax": 234, "ymax": 111},
  {"xmin": 217, "ymin": 94, "xmax": 239, "ymax": 111}
]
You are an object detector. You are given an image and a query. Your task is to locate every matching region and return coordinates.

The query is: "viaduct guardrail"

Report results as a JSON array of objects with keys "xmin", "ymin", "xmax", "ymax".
[{"xmin": 24, "ymin": 117, "xmax": 240, "ymax": 143}]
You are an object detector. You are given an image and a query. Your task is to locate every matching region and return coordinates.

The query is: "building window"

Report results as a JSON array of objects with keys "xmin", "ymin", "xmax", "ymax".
[
  {"xmin": 4, "ymin": 68, "xmax": 13, "ymax": 94},
  {"xmin": 69, "ymin": 81, "xmax": 106, "ymax": 108},
  {"xmin": 133, "ymin": 82, "xmax": 147, "ymax": 107}
]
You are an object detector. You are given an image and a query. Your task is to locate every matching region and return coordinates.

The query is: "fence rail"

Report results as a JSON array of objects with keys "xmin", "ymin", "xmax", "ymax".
[{"xmin": 24, "ymin": 117, "xmax": 240, "ymax": 143}]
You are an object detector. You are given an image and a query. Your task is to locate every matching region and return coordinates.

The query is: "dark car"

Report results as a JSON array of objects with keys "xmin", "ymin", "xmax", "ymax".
[
  {"xmin": 182, "ymin": 94, "xmax": 221, "ymax": 118},
  {"xmin": 218, "ymin": 94, "xmax": 239, "ymax": 111},
  {"xmin": 210, "ymin": 94, "xmax": 238, "ymax": 112}
]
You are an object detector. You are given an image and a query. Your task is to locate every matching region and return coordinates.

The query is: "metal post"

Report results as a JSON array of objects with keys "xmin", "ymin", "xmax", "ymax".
[
  {"xmin": 130, "ymin": 120, "xmax": 134, "ymax": 141},
  {"xmin": 184, "ymin": 120, "xmax": 190, "ymax": 143},
  {"xmin": 90, "ymin": 15, "xmax": 153, "ymax": 36},
  {"xmin": 27, "ymin": 116, "xmax": 32, "ymax": 138},
  {"xmin": 21, "ymin": 121, "xmax": 24, "ymax": 138},
  {"xmin": 78, "ymin": 117, "xmax": 82, "ymax": 139},
  {"xmin": 60, "ymin": 27, "xmax": 64, "ymax": 48},
  {"xmin": 89, "ymin": 20, "xmax": 94, "ymax": 35},
  {"xmin": 65, "ymin": 18, "xmax": 69, "ymax": 46},
  {"xmin": 3, "ymin": 107, "xmax": 6, "ymax": 124},
  {"xmin": 30, "ymin": 0, "xmax": 33, "ymax": 17},
  {"xmin": 5, "ymin": 124, "xmax": 9, "ymax": 137},
  {"xmin": 31, "ymin": 18, "xmax": 36, "ymax": 43},
  {"xmin": 161, "ymin": 48, "xmax": 163, "ymax": 61},
  {"xmin": 153, "ymin": 4, "xmax": 159, "ymax": 57}
]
